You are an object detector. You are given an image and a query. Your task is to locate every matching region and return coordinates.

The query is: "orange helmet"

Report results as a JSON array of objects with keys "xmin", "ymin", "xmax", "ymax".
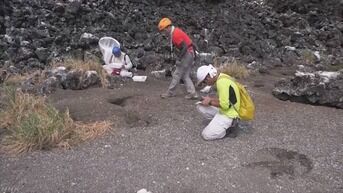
[{"xmin": 158, "ymin": 18, "xmax": 172, "ymax": 31}]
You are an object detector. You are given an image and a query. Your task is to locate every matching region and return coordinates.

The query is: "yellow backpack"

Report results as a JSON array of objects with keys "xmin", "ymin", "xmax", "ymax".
[{"xmin": 220, "ymin": 74, "xmax": 255, "ymax": 121}]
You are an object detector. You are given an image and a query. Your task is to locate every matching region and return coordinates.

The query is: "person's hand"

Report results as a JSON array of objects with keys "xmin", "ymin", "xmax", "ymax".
[{"xmin": 201, "ymin": 96, "xmax": 211, "ymax": 106}]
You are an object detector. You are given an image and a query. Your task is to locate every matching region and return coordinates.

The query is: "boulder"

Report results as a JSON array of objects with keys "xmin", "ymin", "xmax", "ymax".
[
  {"xmin": 39, "ymin": 76, "xmax": 61, "ymax": 95},
  {"xmin": 81, "ymin": 70, "xmax": 102, "ymax": 89},
  {"xmin": 35, "ymin": 47, "xmax": 50, "ymax": 62},
  {"xmin": 273, "ymin": 71, "xmax": 343, "ymax": 108}
]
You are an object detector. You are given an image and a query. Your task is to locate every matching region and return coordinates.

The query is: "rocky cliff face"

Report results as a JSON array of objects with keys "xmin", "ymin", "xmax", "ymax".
[
  {"xmin": 1, "ymin": 0, "xmax": 342, "ymax": 108},
  {"xmin": 1, "ymin": 0, "xmax": 342, "ymax": 70}
]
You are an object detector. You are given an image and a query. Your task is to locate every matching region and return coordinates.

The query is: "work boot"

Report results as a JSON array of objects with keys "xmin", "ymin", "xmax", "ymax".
[
  {"xmin": 225, "ymin": 127, "xmax": 238, "ymax": 138},
  {"xmin": 185, "ymin": 93, "xmax": 199, "ymax": 100},
  {"xmin": 225, "ymin": 120, "xmax": 239, "ymax": 138},
  {"xmin": 160, "ymin": 92, "xmax": 175, "ymax": 99}
]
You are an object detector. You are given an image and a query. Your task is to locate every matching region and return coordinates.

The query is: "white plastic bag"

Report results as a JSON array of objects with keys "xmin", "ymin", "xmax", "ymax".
[{"xmin": 98, "ymin": 37, "xmax": 120, "ymax": 65}]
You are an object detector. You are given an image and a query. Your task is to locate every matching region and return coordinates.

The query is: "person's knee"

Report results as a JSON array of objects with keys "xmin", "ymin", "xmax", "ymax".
[
  {"xmin": 120, "ymin": 70, "xmax": 132, "ymax": 77},
  {"xmin": 202, "ymin": 130, "xmax": 216, "ymax": 141},
  {"xmin": 197, "ymin": 105, "xmax": 216, "ymax": 120},
  {"xmin": 201, "ymin": 127, "xmax": 226, "ymax": 141},
  {"xmin": 173, "ymin": 68, "xmax": 182, "ymax": 76}
]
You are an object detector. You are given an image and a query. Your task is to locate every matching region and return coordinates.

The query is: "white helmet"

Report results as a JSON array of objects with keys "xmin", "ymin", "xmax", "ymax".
[{"xmin": 196, "ymin": 64, "xmax": 217, "ymax": 85}]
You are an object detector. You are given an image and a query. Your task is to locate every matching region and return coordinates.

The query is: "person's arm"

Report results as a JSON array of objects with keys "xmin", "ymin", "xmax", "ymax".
[
  {"xmin": 123, "ymin": 54, "xmax": 133, "ymax": 70},
  {"xmin": 178, "ymin": 41, "xmax": 188, "ymax": 57},
  {"xmin": 201, "ymin": 96, "xmax": 219, "ymax": 107},
  {"xmin": 209, "ymin": 97, "xmax": 220, "ymax": 107}
]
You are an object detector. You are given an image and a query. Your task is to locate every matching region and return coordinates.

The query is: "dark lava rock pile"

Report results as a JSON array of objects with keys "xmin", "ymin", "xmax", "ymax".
[
  {"xmin": 1, "ymin": 0, "xmax": 342, "ymax": 69},
  {"xmin": 0, "ymin": 0, "xmax": 342, "ymax": 107},
  {"xmin": 273, "ymin": 70, "xmax": 343, "ymax": 109}
]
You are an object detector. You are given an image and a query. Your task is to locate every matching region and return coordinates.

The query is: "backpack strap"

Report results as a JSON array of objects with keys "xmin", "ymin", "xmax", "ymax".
[{"xmin": 170, "ymin": 26, "xmax": 175, "ymax": 59}]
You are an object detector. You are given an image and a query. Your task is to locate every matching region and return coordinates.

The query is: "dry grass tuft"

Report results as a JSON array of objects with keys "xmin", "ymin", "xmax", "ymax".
[
  {"xmin": 74, "ymin": 121, "xmax": 112, "ymax": 141},
  {"xmin": 4, "ymin": 75, "xmax": 28, "ymax": 85},
  {"xmin": 1, "ymin": 72, "xmax": 35, "ymax": 87},
  {"xmin": 214, "ymin": 58, "xmax": 250, "ymax": 79},
  {"xmin": 0, "ymin": 88, "xmax": 112, "ymax": 154}
]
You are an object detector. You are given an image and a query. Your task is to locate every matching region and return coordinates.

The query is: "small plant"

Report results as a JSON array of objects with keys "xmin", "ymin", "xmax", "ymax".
[
  {"xmin": 214, "ymin": 58, "xmax": 249, "ymax": 79},
  {"xmin": 301, "ymin": 49, "xmax": 316, "ymax": 65},
  {"xmin": 0, "ymin": 87, "xmax": 112, "ymax": 154}
]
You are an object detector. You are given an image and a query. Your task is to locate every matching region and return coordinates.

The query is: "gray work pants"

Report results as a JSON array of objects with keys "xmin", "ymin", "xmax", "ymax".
[{"xmin": 167, "ymin": 52, "xmax": 196, "ymax": 95}]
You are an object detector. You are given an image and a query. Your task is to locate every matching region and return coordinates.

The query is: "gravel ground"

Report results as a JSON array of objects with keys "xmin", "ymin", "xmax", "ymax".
[{"xmin": 0, "ymin": 73, "xmax": 342, "ymax": 193}]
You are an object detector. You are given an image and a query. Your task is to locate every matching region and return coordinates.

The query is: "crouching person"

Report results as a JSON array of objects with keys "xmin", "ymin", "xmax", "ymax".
[
  {"xmin": 196, "ymin": 65, "xmax": 240, "ymax": 140},
  {"xmin": 103, "ymin": 46, "xmax": 133, "ymax": 78}
]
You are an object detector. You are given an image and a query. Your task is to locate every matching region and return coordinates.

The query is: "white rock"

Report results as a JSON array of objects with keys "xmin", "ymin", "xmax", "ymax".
[
  {"xmin": 81, "ymin": 32, "xmax": 95, "ymax": 39},
  {"xmin": 319, "ymin": 71, "xmax": 340, "ymax": 79},
  {"xmin": 137, "ymin": 188, "xmax": 151, "ymax": 193},
  {"xmin": 314, "ymin": 51, "xmax": 320, "ymax": 61},
  {"xmin": 297, "ymin": 65, "xmax": 305, "ymax": 70},
  {"xmin": 52, "ymin": 66, "xmax": 66, "ymax": 74},
  {"xmin": 285, "ymin": 46, "xmax": 296, "ymax": 51},
  {"xmin": 21, "ymin": 41, "xmax": 30, "ymax": 46},
  {"xmin": 4, "ymin": 34, "xmax": 13, "ymax": 43},
  {"xmin": 295, "ymin": 71, "xmax": 315, "ymax": 77}
]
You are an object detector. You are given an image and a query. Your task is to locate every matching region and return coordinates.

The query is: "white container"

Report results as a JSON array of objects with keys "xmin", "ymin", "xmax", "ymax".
[
  {"xmin": 98, "ymin": 37, "xmax": 120, "ymax": 65},
  {"xmin": 132, "ymin": 76, "xmax": 147, "ymax": 82}
]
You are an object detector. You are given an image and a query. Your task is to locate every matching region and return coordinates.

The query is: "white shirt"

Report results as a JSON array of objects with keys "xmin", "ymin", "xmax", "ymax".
[{"xmin": 109, "ymin": 52, "xmax": 133, "ymax": 70}]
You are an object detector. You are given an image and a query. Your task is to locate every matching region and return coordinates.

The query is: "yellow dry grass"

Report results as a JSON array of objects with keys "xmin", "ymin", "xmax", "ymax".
[
  {"xmin": 1, "ymin": 71, "xmax": 39, "ymax": 87},
  {"xmin": 4, "ymin": 75, "xmax": 27, "ymax": 85},
  {"xmin": 214, "ymin": 58, "xmax": 249, "ymax": 79},
  {"xmin": 0, "ymin": 88, "xmax": 112, "ymax": 155},
  {"xmin": 74, "ymin": 121, "xmax": 112, "ymax": 141}
]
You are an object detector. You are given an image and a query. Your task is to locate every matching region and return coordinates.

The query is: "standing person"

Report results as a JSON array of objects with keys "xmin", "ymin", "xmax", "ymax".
[
  {"xmin": 158, "ymin": 18, "xmax": 198, "ymax": 99},
  {"xmin": 103, "ymin": 46, "xmax": 133, "ymax": 78},
  {"xmin": 196, "ymin": 64, "xmax": 240, "ymax": 140}
]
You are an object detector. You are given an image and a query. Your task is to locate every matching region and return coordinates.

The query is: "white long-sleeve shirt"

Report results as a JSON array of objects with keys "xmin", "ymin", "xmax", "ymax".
[{"xmin": 109, "ymin": 52, "xmax": 133, "ymax": 70}]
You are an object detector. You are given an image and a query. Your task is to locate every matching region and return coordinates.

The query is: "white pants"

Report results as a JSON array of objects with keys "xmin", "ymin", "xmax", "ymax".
[
  {"xmin": 119, "ymin": 69, "xmax": 133, "ymax": 77},
  {"xmin": 103, "ymin": 64, "xmax": 133, "ymax": 78},
  {"xmin": 196, "ymin": 104, "xmax": 233, "ymax": 140}
]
